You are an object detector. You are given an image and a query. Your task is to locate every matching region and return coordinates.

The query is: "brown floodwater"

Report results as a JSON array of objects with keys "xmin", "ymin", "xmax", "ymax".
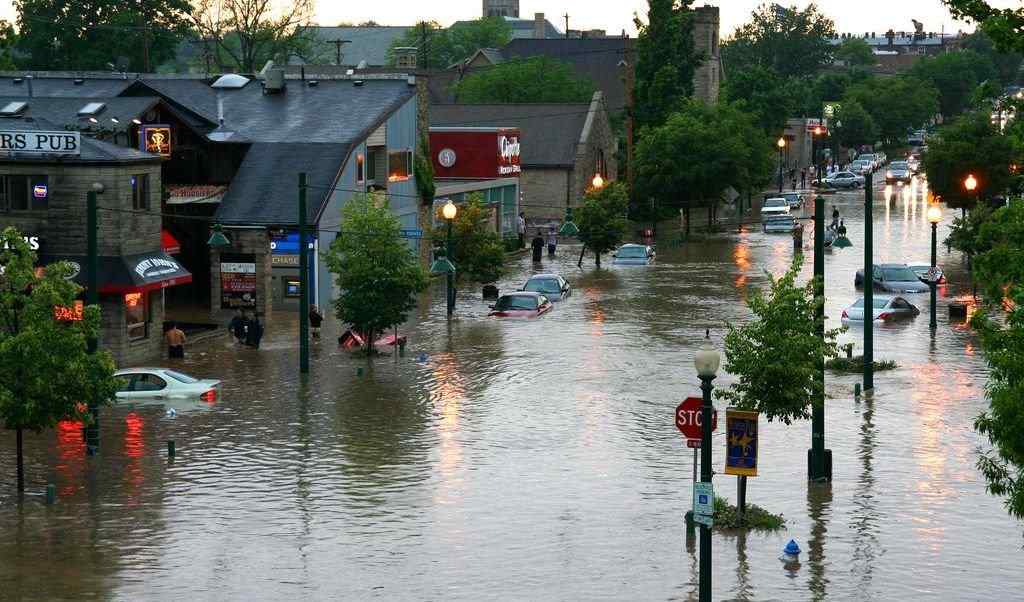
[{"xmin": 1, "ymin": 178, "xmax": 1021, "ymax": 600}]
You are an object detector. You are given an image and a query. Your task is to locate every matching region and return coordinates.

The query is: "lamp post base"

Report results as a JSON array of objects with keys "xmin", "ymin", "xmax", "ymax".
[{"xmin": 807, "ymin": 448, "xmax": 833, "ymax": 482}]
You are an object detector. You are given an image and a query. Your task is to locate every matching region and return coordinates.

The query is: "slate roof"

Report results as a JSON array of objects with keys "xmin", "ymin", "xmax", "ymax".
[
  {"xmin": 296, "ymin": 26, "xmax": 414, "ymax": 66},
  {"xmin": 0, "ymin": 75, "xmax": 134, "ymax": 98},
  {"xmin": 0, "ymin": 117, "xmax": 159, "ymax": 163},
  {"xmin": 0, "ymin": 96, "xmax": 159, "ymax": 132},
  {"xmin": 431, "ymin": 103, "xmax": 590, "ymax": 167},
  {"xmin": 215, "ymin": 142, "xmax": 350, "ymax": 225}
]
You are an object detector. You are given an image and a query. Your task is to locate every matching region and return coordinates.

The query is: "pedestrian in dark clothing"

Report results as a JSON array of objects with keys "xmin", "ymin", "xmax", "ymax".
[
  {"xmin": 309, "ymin": 306, "xmax": 323, "ymax": 339},
  {"xmin": 165, "ymin": 322, "xmax": 186, "ymax": 359},
  {"xmin": 800, "ymin": 169, "xmax": 807, "ymax": 189},
  {"xmin": 838, "ymin": 219, "xmax": 847, "ymax": 236},
  {"xmin": 791, "ymin": 173, "xmax": 797, "ymax": 191},
  {"xmin": 245, "ymin": 314, "xmax": 264, "ymax": 349},
  {"xmin": 531, "ymin": 229, "xmax": 544, "ymax": 262},
  {"xmin": 228, "ymin": 309, "xmax": 247, "ymax": 344}
]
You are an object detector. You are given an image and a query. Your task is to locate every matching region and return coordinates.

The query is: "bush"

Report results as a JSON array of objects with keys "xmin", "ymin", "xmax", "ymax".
[
  {"xmin": 825, "ymin": 356, "xmax": 898, "ymax": 372},
  {"xmin": 713, "ymin": 495, "xmax": 786, "ymax": 531}
]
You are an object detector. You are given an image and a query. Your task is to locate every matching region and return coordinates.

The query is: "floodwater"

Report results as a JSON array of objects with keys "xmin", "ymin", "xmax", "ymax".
[{"xmin": 2, "ymin": 178, "xmax": 1022, "ymax": 601}]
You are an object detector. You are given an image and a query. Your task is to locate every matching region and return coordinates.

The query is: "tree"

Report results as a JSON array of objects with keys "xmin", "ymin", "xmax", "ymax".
[
  {"xmin": 190, "ymin": 0, "xmax": 316, "ymax": 73},
  {"xmin": 973, "ymin": 202, "xmax": 1024, "ymax": 300},
  {"xmin": 452, "ymin": 57, "xmax": 596, "ymax": 103},
  {"xmin": 322, "ymin": 195, "xmax": 429, "ymax": 352},
  {"xmin": 430, "ymin": 195, "xmax": 505, "ymax": 284},
  {"xmin": 387, "ymin": 18, "xmax": 511, "ymax": 69},
  {"xmin": 943, "ymin": 0, "xmax": 1024, "ymax": 54},
  {"xmin": 832, "ymin": 100, "xmax": 878, "ymax": 150},
  {"xmin": 962, "ymin": 29, "xmax": 1024, "ymax": 86},
  {"xmin": 722, "ymin": 3, "xmax": 837, "ymax": 79},
  {"xmin": 15, "ymin": 0, "xmax": 192, "ymax": 72},
  {"xmin": 834, "ymin": 38, "xmax": 875, "ymax": 69},
  {"xmin": 0, "ymin": 20, "xmax": 18, "ymax": 70},
  {"xmin": 634, "ymin": 100, "xmax": 772, "ymax": 236},
  {"xmin": 722, "ymin": 65, "xmax": 797, "ymax": 134},
  {"xmin": 576, "ymin": 181, "xmax": 629, "ymax": 267},
  {"xmin": 633, "ymin": 0, "xmax": 701, "ymax": 129},
  {"xmin": 0, "ymin": 228, "xmax": 118, "ymax": 492},
  {"xmin": 414, "ymin": 133, "xmax": 436, "ymax": 207},
  {"xmin": 921, "ymin": 111, "xmax": 1016, "ymax": 211},
  {"xmin": 910, "ymin": 50, "xmax": 998, "ymax": 119},
  {"xmin": 843, "ymin": 76, "xmax": 939, "ymax": 144}
]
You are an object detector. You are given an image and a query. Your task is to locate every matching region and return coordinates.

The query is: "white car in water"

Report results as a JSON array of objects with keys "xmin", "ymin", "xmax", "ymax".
[
  {"xmin": 114, "ymin": 368, "xmax": 222, "ymax": 403},
  {"xmin": 761, "ymin": 197, "xmax": 791, "ymax": 218}
]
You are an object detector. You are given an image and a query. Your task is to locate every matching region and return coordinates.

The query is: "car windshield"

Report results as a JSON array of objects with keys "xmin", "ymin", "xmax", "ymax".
[
  {"xmin": 494, "ymin": 295, "xmax": 537, "ymax": 311},
  {"xmin": 617, "ymin": 246, "xmax": 648, "ymax": 258},
  {"xmin": 765, "ymin": 199, "xmax": 787, "ymax": 208},
  {"xmin": 858, "ymin": 155, "xmax": 874, "ymax": 161},
  {"xmin": 853, "ymin": 298, "xmax": 890, "ymax": 309},
  {"xmin": 882, "ymin": 267, "xmax": 919, "ymax": 281},
  {"xmin": 164, "ymin": 370, "xmax": 199, "ymax": 384},
  {"xmin": 891, "ymin": 162, "xmax": 908, "ymax": 168},
  {"xmin": 524, "ymin": 278, "xmax": 562, "ymax": 294},
  {"xmin": 782, "ymin": 193, "xmax": 798, "ymax": 201}
]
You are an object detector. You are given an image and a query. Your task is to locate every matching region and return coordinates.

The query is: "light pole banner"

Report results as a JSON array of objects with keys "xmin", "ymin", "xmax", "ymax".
[{"xmin": 724, "ymin": 409, "xmax": 759, "ymax": 477}]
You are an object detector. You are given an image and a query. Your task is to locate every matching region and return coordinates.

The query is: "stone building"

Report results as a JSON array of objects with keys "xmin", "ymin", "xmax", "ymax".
[
  {"xmin": 692, "ymin": 5, "xmax": 721, "ymax": 104},
  {"xmin": 431, "ymin": 91, "xmax": 616, "ymax": 226},
  {"xmin": 0, "ymin": 117, "xmax": 190, "ymax": 365},
  {"xmin": 483, "ymin": 0, "xmax": 519, "ymax": 18}
]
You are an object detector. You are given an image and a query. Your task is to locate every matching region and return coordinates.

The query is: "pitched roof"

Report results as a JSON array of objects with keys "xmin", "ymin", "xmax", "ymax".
[
  {"xmin": 215, "ymin": 142, "xmax": 351, "ymax": 225},
  {"xmin": 0, "ymin": 96, "xmax": 159, "ymax": 132},
  {"xmin": 0, "ymin": 75, "xmax": 134, "ymax": 98},
  {"xmin": 430, "ymin": 103, "xmax": 590, "ymax": 167},
  {"xmin": 297, "ymin": 26, "xmax": 414, "ymax": 66},
  {"xmin": 0, "ymin": 117, "xmax": 159, "ymax": 163}
]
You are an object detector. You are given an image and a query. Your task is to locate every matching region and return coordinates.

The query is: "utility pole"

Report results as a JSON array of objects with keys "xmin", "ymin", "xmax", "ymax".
[
  {"xmin": 330, "ymin": 39, "xmax": 351, "ymax": 66},
  {"xmin": 299, "ymin": 173, "xmax": 310, "ymax": 374},
  {"xmin": 564, "ymin": 13, "xmax": 570, "ymax": 39},
  {"xmin": 809, "ymin": 126, "xmax": 831, "ymax": 482},
  {"xmin": 85, "ymin": 188, "xmax": 100, "ymax": 455},
  {"xmin": 864, "ymin": 172, "xmax": 874, "ymax": 391},
  {"xmin": 419, "ymin": 22, "xmax": 430, "ymax": 69}
]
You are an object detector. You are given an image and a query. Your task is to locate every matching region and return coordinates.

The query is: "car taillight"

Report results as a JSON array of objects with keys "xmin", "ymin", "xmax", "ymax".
[
  {"xmin": 877, "ymin": 312, "xmax": 892, "ymax": 321},
  {"xmin": 492, "ymin": 311, "xmax": 507, "ymax": 317},
  {"xmin": 200, "ymin": 389, "xmax": 217, "ymax": 403}
]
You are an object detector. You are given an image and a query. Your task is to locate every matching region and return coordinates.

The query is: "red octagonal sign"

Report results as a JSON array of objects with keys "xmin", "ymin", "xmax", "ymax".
[{"xmin": 675, "ymin": 396, "xmax": 718, "ymax": 441}]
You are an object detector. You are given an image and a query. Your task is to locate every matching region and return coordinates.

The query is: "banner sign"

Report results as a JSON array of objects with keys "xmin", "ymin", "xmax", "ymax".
[
  {"xmin": 0, "ymin": 131, "xmax": 80, "ymax": 155},
  {"xmin": 724, "ymin": 409, "xmax": 759, "ymax": 477},
  {"xmin": 221, "ymin": 261, "xmax": 256, "ymax": 309}
]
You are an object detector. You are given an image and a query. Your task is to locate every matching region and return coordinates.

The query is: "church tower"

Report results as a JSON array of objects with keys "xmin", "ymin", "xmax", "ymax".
[{"xmin": 483, "ymin": 0, "xmax": 520, "ymax": 18}]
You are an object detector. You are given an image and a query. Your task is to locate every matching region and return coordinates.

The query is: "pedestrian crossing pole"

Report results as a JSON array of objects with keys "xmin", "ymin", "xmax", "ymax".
[
  {"xmin": 85, "ymin": 187, "xmax": 100, "ymax": 455},
  {"xmin": 299, "ymin": 173, "xmax": 310, "ymax": 374}
]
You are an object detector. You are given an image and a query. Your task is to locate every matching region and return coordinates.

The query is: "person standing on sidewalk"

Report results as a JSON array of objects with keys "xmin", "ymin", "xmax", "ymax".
[
  {"xmin": 531, "ymin": 229, "xmax": 544, "ymax": 262},
  {"xmin": 309, "ymin": 305, "xmax": 323, "ymax": 340},
  {"xmin": 165, "ymin": 322, "xmax": 186, "ymax": 359},
  {"xmin": 546, "ymin": 227, "xmax": 557, "ymax": 257},
  {"xmin": 228, "ymin": 309, "xmax": 247, "ymax": 344},
  {"xmin": 517, "ymin": 212, "xmax": 527, "ymax": 249}
]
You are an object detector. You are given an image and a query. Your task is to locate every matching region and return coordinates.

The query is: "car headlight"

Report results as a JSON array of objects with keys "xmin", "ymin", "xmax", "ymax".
[{"xmin": 886, "ymin": 171, "xmax": 893, "ymax": 178}]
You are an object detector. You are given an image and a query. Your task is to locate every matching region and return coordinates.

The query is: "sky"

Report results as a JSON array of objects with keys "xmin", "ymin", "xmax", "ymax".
[{"xmin": 0, "ymin": 0, "xmax": 991, "ymax": 36}]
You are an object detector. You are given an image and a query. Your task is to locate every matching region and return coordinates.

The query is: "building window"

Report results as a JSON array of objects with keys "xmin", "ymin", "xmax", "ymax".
[
  {"xmin": 367, "ymin": 149, "xmax": 379, "ymax": 182},
  {"xmin": 125, "ymin": 292, "xmax": 149, "ymax": 340},
  {"xmin": 0, "ymin": 175, "xmax": 49, "ymax": 211},
  {"xmin": 388, "ymin": 150, "xmax": 412, "ymax": 182},
  {"xmin": 356, "ymin": 153, "xmax": 365, "ymax": 183},
  {"xmin": 131, "ymin": 174, "xmax": 150, "ymax": 211}
]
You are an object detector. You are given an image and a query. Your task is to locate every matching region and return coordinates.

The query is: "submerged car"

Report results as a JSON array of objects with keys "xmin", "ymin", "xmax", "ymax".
[
  {"xmin": 822, "ymin": 171, "xmax": 864, "ymax": 189},
  {"xmin": 841, "ymin": 295, "xmax": 920, "ymax": 322},
  {"xmin": 761, "ymin": 197, "xmax": 791, "ymax": 218},
  {"xmin": 855, "ymin": 264, "xmax": 930, "ymax": 293},
  {"xmin": 114, "ymin": 368, "xmax": 221, "ymax": 403},
  {"xmin": 522, "ymin": 273, "xmax": 572, "ymax": 300},
  {"xmin": 780, "ymin": 191, "xmax": 805, "ymax": 209},
  {"xmin": 488, "ymin": 292, "xmax": 552, "ymax": 318},
  {"xmin": 763, "ymin": 215, "xmax": 798, "ymax": 233},
  {"xmin": 612, "ymin": 244, "xmax": 655, "ymax": 265}
]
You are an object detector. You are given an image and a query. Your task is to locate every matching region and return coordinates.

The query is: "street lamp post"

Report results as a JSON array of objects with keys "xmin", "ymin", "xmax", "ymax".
[
  {"xmin": 809, "ymin": 125, "xmax": 831, "ymax": 482},
  {"xmin": 298, "ymin": 173, "xmax": 310, "ymax": 374},
  {"xmin": 964, "ymin": 174, "xmax": 978, "ymax": 272},
  {"xmin": 777, "ymin": 137, "xmax": 786, "ymax": 194},
  {"xmin": 84, "ymin": 183, "xmax": 102, "ymax": 455},
  {"xmin": 443, "ymin": 200, "xmax": 458, "ymax": 318},
  {"xmin": 864, "ymin": 171, "xmax": 874, "ymax": 393},
  {"xmin": 694, "ymin": 330, "xmax": 720, "ymax": 602},
  {"xmin": 927, "ymin": 205, "xmax": 942, "ymax": 330}
]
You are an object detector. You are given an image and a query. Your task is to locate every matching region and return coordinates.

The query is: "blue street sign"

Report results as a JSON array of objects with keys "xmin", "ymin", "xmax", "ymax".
[
  {"xmin": 400, "ymin": 228, "xmax": 423, "ymax": 239},
  {"xmin": 270, "ymin": 232, "xmax": 316, "ymax": 255}
]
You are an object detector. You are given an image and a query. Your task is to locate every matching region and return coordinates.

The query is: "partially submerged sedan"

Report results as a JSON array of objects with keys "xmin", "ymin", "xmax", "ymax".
[
  {"xmin": 488, "ymin": 292, "xmax": 553, "ymax": 318},
  {"xmin": 114, "ymin": 368, "xmax": 221, "ymax": 403},
  {"xmin": 522, "ymin": 273, "xmax": 571, "ymax": 301},
  {"xmin": 841, "ymin": 295, "xmax": 920, "ymax": 323},
  {"xmin": 612, "ymin": 244, "xmax": 655, "ymax": 265}
]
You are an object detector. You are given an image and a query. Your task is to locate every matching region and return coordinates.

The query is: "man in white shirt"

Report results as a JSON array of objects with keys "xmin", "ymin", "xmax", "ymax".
[{"xmin": 517, "ymin": 212, "xmax": 526, "ymax": 249}]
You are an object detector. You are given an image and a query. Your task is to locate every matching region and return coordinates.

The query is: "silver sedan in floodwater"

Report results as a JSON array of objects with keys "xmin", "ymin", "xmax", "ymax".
[
  {"xmin": 522, "ymin": 274, "xmax": 572, "ymax": 301},
  {"xmin": 612, "ymin": 244, "xmax": 655, "ymax": 265}
]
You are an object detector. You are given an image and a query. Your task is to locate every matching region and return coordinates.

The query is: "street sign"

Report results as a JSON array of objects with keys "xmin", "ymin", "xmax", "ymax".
[
  {"xmin": 926, "ymin": 267, "xmax": 942, "ymax": 283},
  {"xmin": 400, "ymin": 228, "xmax": 423, "ymax": 239},
  {"xmin": 724, "ymin": 409, "xmax": 759, "ymax": 477},
  {"xmin": 693, "ymin": 481, "xmax": 714, "ymax": 517},
  {"xmin": 693, "ymin": 512, "xmax": 714, "ymax": 527},
  {"xmin": 675, "ymin": 397, "xmax": 718, "ymax": 442},
  {"xmin": 686, "ymin": 439, "xmax": 701, "ymax": 449}
]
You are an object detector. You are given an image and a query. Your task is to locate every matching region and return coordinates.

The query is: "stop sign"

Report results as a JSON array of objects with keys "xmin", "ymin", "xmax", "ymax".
[{"xmin": 675, "ymin": 396, "xmax": 717, "ymax": 441}]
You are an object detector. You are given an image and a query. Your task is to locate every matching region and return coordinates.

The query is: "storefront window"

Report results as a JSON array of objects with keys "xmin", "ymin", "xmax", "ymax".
[
  {"xmin": 0, "ymin": 175, "xmax": 48, "ymax": 211},
  {"xmin": 125, "ymin": 292, "xmax": 148, "ymax": 340},
  {"xmin": 132, "ymin": 174, "xmax": 150, "ymax": 211},
  {"xmin": 387, "ymin": 150, "xmax": 412, "ymax": 182}
]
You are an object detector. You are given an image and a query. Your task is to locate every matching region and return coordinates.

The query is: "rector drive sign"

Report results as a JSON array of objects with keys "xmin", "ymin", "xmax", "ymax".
[{"xmin": 0, "ymin": 131, "xmax": 80, "ymax": 155}]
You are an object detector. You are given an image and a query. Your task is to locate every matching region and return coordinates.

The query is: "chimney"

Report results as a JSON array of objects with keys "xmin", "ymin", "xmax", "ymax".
[{"xmin": 534, "ymin": 13, "xmax": 545, "ymax": 39}]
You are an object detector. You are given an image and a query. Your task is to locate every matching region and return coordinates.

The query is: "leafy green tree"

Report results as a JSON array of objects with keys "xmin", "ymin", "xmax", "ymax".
[
  {"xmin": 973, "ymin": 202, "xmax": 1024, "ymax": 299},
  {"xmin": 910, "ymin": 50, "xmax": 998, "ymax": 119},
  {"xmin": 388, "ymin": 18, "xmax": 511, "ymax": 69},
  {"xmin": 429, "ymin": 195, "xmax": 505, "ymax": 284},
  {"xmin": 722, "ymin": 3, "xmax": 837, "ymax": 79},
  {"xmin": 0, "ymin": 228, "xmax": 118, "ymax": 492},
  {"xmin": 943, "ymin": 0, "xmax": 1024, "ymax": 54},
  {"xmin": 722, "ymin": 65, "xmax": 797, "ymax": 134},
  {"xmin": 576, "ymin": 181, "xmax": 629, "ymax": 268},
  {"xmin": 832, "ymin": 100, "xmax": 878, "ymax": 150},
  {"xmin": 843, "ymin": 76, "xmax": 939, "ymax": 144},
  {"xmin": 634, "ymin": 100, "xmax": 772, "ymax": 236},
  {"xmin": 633, "ymin": 0, "xmax": 701, "ymax": 129},
  {"xmin": 946, "ymin": 202, "xmax": 994, "ymax": 266},
  {"xmin": 922, "ymin": 111, "xmax": 1016, "ymax": 211},
  {"xmin": 834, "ymin": 38, "xmax": 875, "ymax": 69},
  {"xmin": 414, "ymin": 133, "xmax": 436, "ymax": 206},
  {"xmin": 15, "ymin": 0, "xmax": 192, "ymax": 72},
  {"xmin": 0, "ymin": 20, "xmax": 17, "ymax": 70},
  {"xmin": 452, "ymin": 57, "xmax": 596, "ymax": 103},
  {"xmin": 190, "ymin": 0, "xmax": 316, "ymax": 73},
  {"xmin": 323, "ymin": 195, "xmax": 429, "ymax": 352},
  {"xmin": 962, "ymin": 29, "xmax": 1024, "ymax": 86},
  {"xmin": 717, "ymin": 258, "xmax": 843, "ymax": 423}
]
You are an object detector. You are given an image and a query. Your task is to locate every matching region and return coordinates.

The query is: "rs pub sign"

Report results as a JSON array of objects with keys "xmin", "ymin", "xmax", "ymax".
[{"xmin": 724, "ymin": 409, "xmax": 759, "ymax": 477}]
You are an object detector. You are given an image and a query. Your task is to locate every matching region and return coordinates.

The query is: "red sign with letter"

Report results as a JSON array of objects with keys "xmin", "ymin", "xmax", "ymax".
[
  {"xmin": 430, "ymin": 128, "xmax": 521, "ymax": 179},
  {"xmin": 53, "ymin": 300, "xmax": 84, "ymax": 322},
  {"xmin": 675, "ymin": 396, "xmax": 718, "ymax": 442}
]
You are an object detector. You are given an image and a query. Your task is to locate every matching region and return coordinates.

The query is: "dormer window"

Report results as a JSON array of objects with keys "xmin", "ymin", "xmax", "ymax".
[
  {"xmin": 78, "ymin": 102, "xmax": 106, "ymax": 116},
  {"xmin": 0, "ymin": 101, "xmax": 27, "ymax": 116}
]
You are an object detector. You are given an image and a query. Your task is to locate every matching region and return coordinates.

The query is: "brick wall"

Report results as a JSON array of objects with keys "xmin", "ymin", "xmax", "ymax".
[
  {"xmin": 99, "ymin": 290, "xmax": 164, "ymax": 366},
  {"xmin": 210, "ymin": 228, "xmax": 272, "ymax": 324}
]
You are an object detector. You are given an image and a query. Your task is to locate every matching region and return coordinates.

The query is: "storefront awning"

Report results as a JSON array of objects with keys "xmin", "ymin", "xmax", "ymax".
[
  {"xmin": 161, "ymin": 230, "xmax": 181, "ymax": 255},
  {"xmin": 39, "ymin": 251, "xmax": 192, "ymax": 295}
]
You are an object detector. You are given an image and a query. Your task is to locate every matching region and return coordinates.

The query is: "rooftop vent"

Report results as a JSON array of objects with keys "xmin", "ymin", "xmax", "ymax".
[
  {"xmin": 308, "ymin": 80, "xmax": 319, "ymax": 87},
  {"xmin": 78, "ymin": 102, "xmax": 106, "ymax": 116},
  {"xmin": 211, "ymin": 73, "xmax": 250, "ymax": 89},
  {"xmin": 73, "ymin": 78, "xmax": 84, "ymax": 85},
  {"xmin": 0, "ymin": 101, "xmax": 27, "ymax": 116},
  {"xmin": 353, "ymin": 80, "xmax": 364, "ymax": 87}
]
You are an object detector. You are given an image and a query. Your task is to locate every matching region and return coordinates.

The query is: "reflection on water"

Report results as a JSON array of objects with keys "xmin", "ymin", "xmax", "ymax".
[{"xmin": 0, "ymin": 180, "xmax": 1021, "ymax": 600}]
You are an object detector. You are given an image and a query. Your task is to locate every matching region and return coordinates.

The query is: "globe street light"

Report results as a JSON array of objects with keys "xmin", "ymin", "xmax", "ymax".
[
  {"xmin": 776, "ymin": 137, "xmax": 786, "ymax": 193},
  {"xmin": 442, "ymin": 200, "xmax": 458, "ymax": 318},
  {"xmin": 693, "ymin": 329, "xmax": 720, "ymax": 602},
  {"xmin": 964, "ymin": 173, "xmax": 978, "ymax": 192},
  {"xmin": 591, "ymin": 173, "xmax": 605, "ymax": 190},
  {"xmin": 927, "ymin": 205, "xmax": 943, "ymax": 330}
]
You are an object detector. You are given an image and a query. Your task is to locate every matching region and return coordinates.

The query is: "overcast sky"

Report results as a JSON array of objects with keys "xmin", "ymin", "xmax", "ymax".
[{"xmin": 0, "ymin": 1, "xmax": 992, "ymax": 38}]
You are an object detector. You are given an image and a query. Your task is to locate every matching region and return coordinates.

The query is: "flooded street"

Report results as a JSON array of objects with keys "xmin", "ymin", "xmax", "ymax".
[{"xmin": 2, "ymin": 180, "xmax": 1022, "ymax": 600}]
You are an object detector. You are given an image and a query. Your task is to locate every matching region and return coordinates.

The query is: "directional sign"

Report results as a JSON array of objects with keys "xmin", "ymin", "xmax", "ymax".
[
  {"xmin": 675, "ymin": 396, "xmax": 718, "ymax": 442},
  {"xmin": 724, "ymin": 409, "xmax": 759, "ymax": 477},
  {"xmin": 400, "ymin": 228, "xmax": 423, "ymax": 239},
  {"xmin": 693, "ymin": 481, "xmax": 714, "ymax": 517},
  {"xmin": 693, "ymin": 512, "xmax": 714, "ymax": 527}
]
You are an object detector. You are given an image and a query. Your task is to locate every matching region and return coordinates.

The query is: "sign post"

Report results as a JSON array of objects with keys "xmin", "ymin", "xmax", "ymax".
[
  {"xmin": 676, "ymin": 397, "xmax": 718, "ymax": 531},
  {"xmin": 725, "ymin": 409, "xmax": 759, "ymax": 520}
]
